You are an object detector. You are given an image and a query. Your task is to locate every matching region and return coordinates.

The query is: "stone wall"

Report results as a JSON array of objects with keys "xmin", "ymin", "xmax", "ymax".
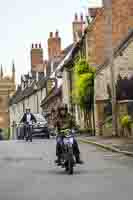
[
  {"xmin": 95, "ymin": 38, "xmax": 133, "ymax": 101},
  {"xmin": 95, "ymin": 100, "xmax": 133, "ymax": 137}
]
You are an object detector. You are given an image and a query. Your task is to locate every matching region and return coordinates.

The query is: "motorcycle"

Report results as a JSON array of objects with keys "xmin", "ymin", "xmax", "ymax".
[{"xmin": 56, "ymin": 129, "xmax": 76, "ymax": 175}]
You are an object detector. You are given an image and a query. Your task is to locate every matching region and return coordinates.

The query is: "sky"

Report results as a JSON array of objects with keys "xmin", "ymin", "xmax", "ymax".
[{"xmin": 0, "ymin": 0, "xmax": 102, "ymax": 83}]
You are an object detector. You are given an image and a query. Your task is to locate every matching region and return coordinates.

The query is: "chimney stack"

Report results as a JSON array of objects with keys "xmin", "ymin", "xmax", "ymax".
[
  {"xmin": 31, "ymin": 43, "xmax": 44, "ymax": 73},
  {"xmin": 72, "ymin": 13, "xmax": 85, "ymax": 43},
  {"xmin": 48, "ymin": 31, "xmax": 61, "ymax": 60},
  {"xmin": 88, "ymin": 8, "xmax": 98, "ymax": 18}
]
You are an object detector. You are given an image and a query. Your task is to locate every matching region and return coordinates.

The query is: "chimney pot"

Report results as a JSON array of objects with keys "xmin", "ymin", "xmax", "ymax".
[
  {"xmin": 35, "ymin": 44, "xmax": 38, "ymax": 48},
  {"xmin": 32, "ymin": 44, "xmax": 34, "ymax": 48},
  {"xmin": 80, "ymin": 13, "xmax": 83, "ymax": 21},
  {"xmin": 55, "ymin": 30, "xmax": 59, "ymax": 37},
  {"xmin": 88, "ymin": 8, "xmax": 98, "ymax": 18},
  {"xmin": 39, "ymin": 43, "xmax": 41, "ymax": 48},
  {"xmin": 50, "ymin": 32, "xmax": 53, "ymax": 38},
  {"xmin": 74, "ymin": 13, "xmax": 78, "ymax": 21}
]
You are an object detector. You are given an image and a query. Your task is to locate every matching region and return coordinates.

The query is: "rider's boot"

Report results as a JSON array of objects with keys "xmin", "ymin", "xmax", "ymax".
[
  {"xmin": 75, "ymin": 154, "xmax": 83, "ymax": 164},
  {"xmin": 55, "ymin": 156, "xmax": 61, "ymax": 165}
]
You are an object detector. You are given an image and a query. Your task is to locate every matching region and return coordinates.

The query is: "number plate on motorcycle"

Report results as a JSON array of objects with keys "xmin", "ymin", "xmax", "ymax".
[{"xmin": 63, "ymin": 137, "xmax": 73, "ymax": 144}]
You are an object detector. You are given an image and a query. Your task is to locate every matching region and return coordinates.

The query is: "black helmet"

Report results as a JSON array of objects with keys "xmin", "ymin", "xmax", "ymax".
[
  {"xmin": 26, "ymin": 107, "xmax": 30, "ymax": 112},
  {"xmin": 58, "ymin": 104, "xmax": 68, "ymax": 112}
]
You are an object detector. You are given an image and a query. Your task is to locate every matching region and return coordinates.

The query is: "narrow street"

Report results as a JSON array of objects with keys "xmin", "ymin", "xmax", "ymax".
[{"xmin": 0, "ymin": 138, "xmax": 133, "ymax": 200}]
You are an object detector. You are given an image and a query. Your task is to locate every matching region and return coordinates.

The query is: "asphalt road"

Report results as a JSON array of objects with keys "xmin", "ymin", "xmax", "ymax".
[{"xmin": 0, "ymin": 138, "xmax": 133, "ymax": 200}]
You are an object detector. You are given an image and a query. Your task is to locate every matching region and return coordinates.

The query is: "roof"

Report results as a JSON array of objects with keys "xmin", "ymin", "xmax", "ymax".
[
  {"xmin": 41, "ymin": 86, "xmax": 62, "ymax": 107},
  {"xmin": 9, "ymin": 45, "xmax": 72, "ymax": 106},
  {"xmin": 9, "ymin": 81, "xmax": 36, "ymax": 105},
  {"xmin": 50, "ymin": 44, "xmax": 74, "ymax": 78},
  {"xmin": 57, "ymin": 28, "xmax": 133, "ymax": 74}
]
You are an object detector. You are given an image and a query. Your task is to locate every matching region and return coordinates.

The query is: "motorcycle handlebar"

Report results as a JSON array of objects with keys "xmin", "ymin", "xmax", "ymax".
[{"xmin": 16, "ymin": 122, "xmax": 37, "ymax": 127}]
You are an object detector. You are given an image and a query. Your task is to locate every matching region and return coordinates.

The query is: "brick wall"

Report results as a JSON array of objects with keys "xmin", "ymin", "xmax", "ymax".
[{"xmin": 87, "ymin": 0, "xmax": 133, "ymax": 66}]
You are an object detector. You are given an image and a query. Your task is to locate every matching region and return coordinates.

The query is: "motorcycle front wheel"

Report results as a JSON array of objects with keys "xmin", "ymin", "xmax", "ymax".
[{"xmin": 68, "ymin": 159, "xmax": 73, "ymax": 175}]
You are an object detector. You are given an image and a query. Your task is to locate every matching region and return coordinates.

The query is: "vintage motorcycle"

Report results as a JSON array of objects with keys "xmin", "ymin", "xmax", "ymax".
[{"xmin": 56, "ymin": 129, "xmax": 76, "ymax": 175}]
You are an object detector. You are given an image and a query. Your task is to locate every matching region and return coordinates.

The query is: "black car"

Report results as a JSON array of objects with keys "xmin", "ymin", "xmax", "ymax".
[
  {"xmin": 32, "ymin": 114, "xmax": 50, "ymax": 138},
  {"xmin": 17, "ymin": 114, "xmax": 50, "ymax": 139}
]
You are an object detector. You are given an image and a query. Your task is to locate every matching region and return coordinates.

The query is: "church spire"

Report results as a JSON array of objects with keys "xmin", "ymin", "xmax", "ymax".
[
  {"xmin": 12, "ymin": 60, "xmax": 15, "ymax": 82},
  {"xmin": 12, "ymin": 60, "xmax": 15, "ymax": 72},
  {"xmin": 0, "ymin": 65, "xmax": 3, "ymax": 78}
]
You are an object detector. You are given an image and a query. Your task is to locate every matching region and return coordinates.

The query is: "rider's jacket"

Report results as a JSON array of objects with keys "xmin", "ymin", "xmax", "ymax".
[
  {"xmin": 55, "ymin": 113, "xmax": 75, "ymax": 135},
  {"xmin": 20, "ymin": 113, "xmax": 37, "ymax": 124}
]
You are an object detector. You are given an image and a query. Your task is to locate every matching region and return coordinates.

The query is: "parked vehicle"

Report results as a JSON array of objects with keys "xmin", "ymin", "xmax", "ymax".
[
  {"xmin": 32, "ymin": 114, "xmax": 50, "ymax": 139},
  {"xmin": 16, "ymin": 114, "xmax": 50, "ymax": 139},
  {"xmin": 55, "ymin": 129, "xmax": 76, "ymax": 175}
]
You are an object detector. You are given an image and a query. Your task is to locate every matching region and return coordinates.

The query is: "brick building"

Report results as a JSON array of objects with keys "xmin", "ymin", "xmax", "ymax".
[{"xmin": 87, "ymin": 0, "xmax": 133, "ymax": 66}]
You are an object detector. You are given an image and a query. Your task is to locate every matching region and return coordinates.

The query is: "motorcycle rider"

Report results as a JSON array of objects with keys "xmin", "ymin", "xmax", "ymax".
[
  {"xmin": 54, "ymin": 104, "xmax": 83, "ymax": 165},
  {"xmin": 20, "ymin": 108, "xmax": 37, "ymax": 139}
]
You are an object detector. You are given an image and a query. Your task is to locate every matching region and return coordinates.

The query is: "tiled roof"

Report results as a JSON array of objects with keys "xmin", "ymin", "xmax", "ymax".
[
  {"xmin": 9, "ymin": 81, "xmax": 36, "ymax": 105},
  {"xmin": 9, "ymin": 44, "xmax": 74, "ymax": 106},
  {"xmin": 41, "ymin": 86, "xmax": 62, "ymax": 106}
]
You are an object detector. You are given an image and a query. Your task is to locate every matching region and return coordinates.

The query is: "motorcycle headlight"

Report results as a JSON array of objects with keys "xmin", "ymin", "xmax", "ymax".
[
  {"xmin": 63, "ymin": 138, "xmax": 69, "ymax": 144},
  {"xmin": 69, "ymin": 137, "xmax": 74, "ymax": 144}
]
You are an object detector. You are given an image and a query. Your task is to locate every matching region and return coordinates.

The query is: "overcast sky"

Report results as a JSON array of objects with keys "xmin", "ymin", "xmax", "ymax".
[{"xmin": 0, "ymin": 0, "xmax": 102, "ymax": 83}]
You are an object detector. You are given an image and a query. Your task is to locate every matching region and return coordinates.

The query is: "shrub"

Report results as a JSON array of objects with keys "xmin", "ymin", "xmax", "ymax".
[
  {"xmin": 3, "ymin": 128, "xmax": 10, "ymax": 140},
  {"xmin": 120, "ymin": 115, "xmax": 132, "ymax": 129}
]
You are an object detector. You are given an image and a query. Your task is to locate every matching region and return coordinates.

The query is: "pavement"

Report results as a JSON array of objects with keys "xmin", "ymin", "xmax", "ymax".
[
  {"xmin": 0, "ymin": 138, "xmax": 133, "ymax": 199},
  {"xmin": 78, "ymin": 135, "xmax": 133, "ymax": 156}
]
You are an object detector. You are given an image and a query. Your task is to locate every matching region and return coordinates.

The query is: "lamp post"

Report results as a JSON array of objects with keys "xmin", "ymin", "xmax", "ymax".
[{"xmin": 103, "ymin": 0, "xmax": 118, "ymax": 136}]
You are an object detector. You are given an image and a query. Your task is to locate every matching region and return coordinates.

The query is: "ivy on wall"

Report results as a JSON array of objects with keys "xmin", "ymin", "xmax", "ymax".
[{"xmin": 72, "ymin": 58, "xmax": 96, "ymax": 128}]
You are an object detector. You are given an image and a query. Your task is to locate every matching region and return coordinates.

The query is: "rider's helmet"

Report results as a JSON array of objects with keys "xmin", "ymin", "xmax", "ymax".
[
  {"xmin": 57, "ymin": 104, "xmax": 68, "ymax": 115},
  {"xmin": 26, "ymin": 107, "xmax": 31, "ymax": 112},
  {"xmin": 58, "ymin": 104, "xmax": 68, "ymax": 113}
]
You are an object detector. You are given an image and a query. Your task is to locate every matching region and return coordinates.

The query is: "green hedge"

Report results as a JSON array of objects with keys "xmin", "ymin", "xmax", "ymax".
[{"xmin": 2, "ymin": 128, "xmax": 10, "ymax": 140}]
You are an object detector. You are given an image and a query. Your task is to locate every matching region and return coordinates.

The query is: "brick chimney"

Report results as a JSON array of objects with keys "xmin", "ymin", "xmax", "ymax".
[
  {"xmin": 88, "ymin": 8, "xmax": 98, "ymax": 18},
  {"xmin": 72, "ymin": 13, "xmax": 85, "ymax": 43},
  {"xmin": 48, "ymin": 31, "xmax": 61, "ymax": 60},
  {"xmin": 30, "ymin": 43, "xmax": 44, "ymax": 73}
]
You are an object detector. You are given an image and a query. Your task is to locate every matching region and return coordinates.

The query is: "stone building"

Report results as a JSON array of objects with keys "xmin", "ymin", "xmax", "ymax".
[
  {"xmin": 95, "ymin": 30, "xmax": 133, "ymax": 136},
  {"xmin": 58, "ymin": 1, "xmax": 133, "ymax": 133},
  {"xmin": 0, "ymin": 63, "xmax": 16, "ymax": 128}
]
